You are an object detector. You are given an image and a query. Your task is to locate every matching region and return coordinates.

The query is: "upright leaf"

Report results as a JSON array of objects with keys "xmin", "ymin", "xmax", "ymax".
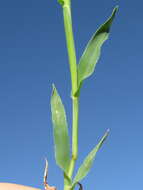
[
  {"xmin": 72, "ymin": 129, "xmax": 109, "ymax": 185},
  {"xmin": 75, "ymin": 6, "xmax": 118, "ymax": 96},
  {"xmin": 51, "ymin": 85, "xmax": 70, "ymax": 173}
]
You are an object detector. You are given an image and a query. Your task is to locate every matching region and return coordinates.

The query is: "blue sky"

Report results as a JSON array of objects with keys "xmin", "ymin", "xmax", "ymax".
[{"xmin": 0, "ymin": 0, "xmax": 143, "ymax": 190}]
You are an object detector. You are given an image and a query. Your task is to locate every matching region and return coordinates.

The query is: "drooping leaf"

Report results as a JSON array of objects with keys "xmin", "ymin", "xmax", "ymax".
[
  {"xmin": 72, "ymin": 129, "xmax": 110, "ymax": 185},
  {"xmin": 51, "ymin": 84, "xmax": 70, "ymax": 173},
  {"xmin": 75, "ymin": 6, "xmax": 118, "ymax": 97}
]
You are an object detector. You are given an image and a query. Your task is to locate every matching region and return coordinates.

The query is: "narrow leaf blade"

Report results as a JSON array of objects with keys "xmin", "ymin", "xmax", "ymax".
[
  {"xmin": 76, "ymin": 6, "xmax": 118, "ymax": 96},
  {"xmin": 51, "ymin": 84, "xmax": 70, "ymax": 173},
  {"xmin": 73, "ymin": 129, "xmax": 109, "ymax": 184}
]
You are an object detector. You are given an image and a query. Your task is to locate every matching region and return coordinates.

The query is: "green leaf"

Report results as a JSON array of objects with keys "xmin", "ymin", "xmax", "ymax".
[
  {"xmin": 58, "ymin": 0, "xmax": 64, "ymax": 6},
  {"xmin": 75, "ymin": 6, "xmax": 118, "ymax": 97},
  {"xmin": 51, "ymin": 84, "xmax": 70, "ymax": 173},
  {"xmin": 72, "ymin": 129, "xmax": 109, "ymax": 185},
  {"xmin": 58, "ymin": 0, "xmax": 70, "ymax": 6}
]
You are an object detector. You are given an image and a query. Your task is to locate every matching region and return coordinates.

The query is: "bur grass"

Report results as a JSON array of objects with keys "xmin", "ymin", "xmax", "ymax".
[{"xmin": 49, "ymin": 1, "xmax": 118, "ymax": 190}]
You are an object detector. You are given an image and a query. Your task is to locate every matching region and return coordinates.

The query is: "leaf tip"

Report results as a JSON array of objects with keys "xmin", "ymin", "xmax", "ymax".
[
  {"xmin": 52, "ymin": 83, "xmax": 55, "ymax": 90},
  {"xmin": 112, "ymin": 5, "xmax": 119, "ymax": 17},
  {"xmin": 51, "ymin": 83, "xmax": 56, "ymax": 96},
  {"xmin": 115, "ymin": 5, "xmax": 119, "ymax": 11},
  {"xmin": 106, "ymin": 128, "xmax": 110, "ymax": 134},
  {"xmin": 103, "ymin": 128, "xmax": 110, "ymax": 140}
]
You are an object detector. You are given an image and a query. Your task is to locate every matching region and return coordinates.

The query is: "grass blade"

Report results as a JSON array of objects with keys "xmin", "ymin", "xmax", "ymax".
[
  {"xmin": 51, "ymin": 84, "xmax": 70, "ymax": 173},
  {"xmin": 75, "ymin": 6, "xmax": 118, "ymax": 96},
  {"xmin": 73, "ymin": 129, "xmax": 109, "ymax": 185}
]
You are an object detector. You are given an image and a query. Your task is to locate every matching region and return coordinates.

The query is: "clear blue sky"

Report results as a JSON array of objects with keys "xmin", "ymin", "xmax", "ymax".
[{"xmin": 0, "ymin": 0, "xmax": 142, "ymax": 190}]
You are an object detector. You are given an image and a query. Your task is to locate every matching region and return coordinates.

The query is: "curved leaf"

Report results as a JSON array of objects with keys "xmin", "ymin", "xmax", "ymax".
[
  {"xmin": 51, "ymin": 84, "xmax": 70, "ymax": 173},
  {"xmin": 75, "ymin": 6, "xmax": 118, "ymax": 97},
  {"xmin": 73, "ymin": 129, "xmax": 109, "ymax": 185}
]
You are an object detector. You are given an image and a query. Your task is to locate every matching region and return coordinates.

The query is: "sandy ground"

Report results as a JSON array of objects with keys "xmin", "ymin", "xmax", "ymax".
[{"xmin": 0, "ymin": 183, "xmax": 41, "ymax": 190}]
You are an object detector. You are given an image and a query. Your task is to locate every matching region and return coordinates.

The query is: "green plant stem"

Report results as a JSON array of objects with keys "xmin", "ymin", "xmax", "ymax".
[
  {"xmin": 62, "ymin": 1, "xmax": 79, "ymax": 184},
  {"xmin": 63, "ymin": 3, "xmax": 77, "ymax": 95},
  {"xmin": 68, "ymin": 97, "xmax": 79, "ymax": 177}
]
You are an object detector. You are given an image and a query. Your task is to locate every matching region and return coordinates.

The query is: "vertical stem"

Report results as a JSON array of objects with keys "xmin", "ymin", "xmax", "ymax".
[
  {"xmin": 63, "ymin": 3, "xmax": 77, "ymax": 95},
  {"xmin": 62, "ymin": 0, "xmax": 79, "ymax": 183},
  {"xmin": 68, "ymin": 96, "xmax": 78, "ymax": 178}
]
